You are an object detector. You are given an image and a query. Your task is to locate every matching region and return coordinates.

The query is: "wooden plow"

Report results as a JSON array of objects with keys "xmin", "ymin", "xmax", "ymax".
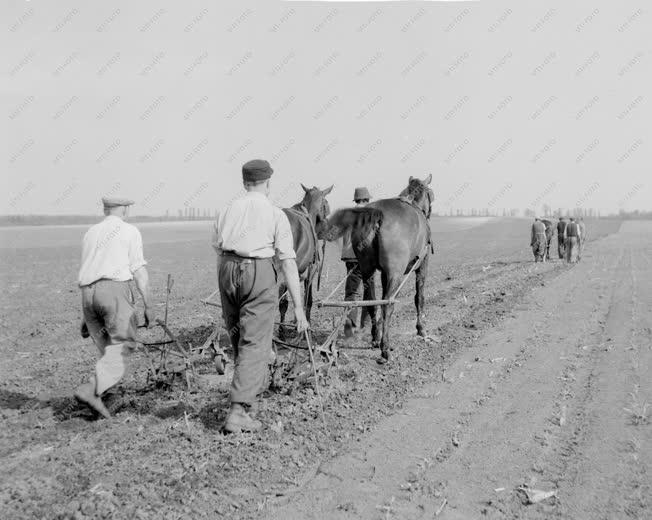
[
  {"xmin": 200, "ymin": 288, "xmax": 228, "ymax": 375},
  {"xmin": 200, "ymin": 286, "xmax": 339, "ymax": 391},
  {"xmin": 316, "ymin": 242, "xmax": 428, "ymax": 311},
  {"xmin": 139, "ymin": 274, "xmax": 197, "ymax": 389},
  {"xmin": 197, "ymin": 242, "xmax": 427, "ymax": 415}
]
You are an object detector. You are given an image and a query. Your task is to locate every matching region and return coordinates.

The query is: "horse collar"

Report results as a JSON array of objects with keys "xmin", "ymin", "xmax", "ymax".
[{"xmin": 397, "ymin": 196, "xmax": 429, "ymax": 219}]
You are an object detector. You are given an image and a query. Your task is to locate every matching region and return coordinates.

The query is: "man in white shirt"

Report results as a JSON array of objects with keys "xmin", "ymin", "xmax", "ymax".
[
  {"xmin": 213, "ymin": 159, "xmax": 308, "ymax": 433},
  {"xmin": 75, "ymin": 197, "xmax": 154, "ymax": 418}
]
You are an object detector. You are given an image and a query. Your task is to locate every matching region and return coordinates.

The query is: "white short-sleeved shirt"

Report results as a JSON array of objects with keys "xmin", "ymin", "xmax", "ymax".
[
  {"xmin": 212, "ymin": 191, "xmax": 296, "ymax": 260},
  {"xmin": 78, "ymin": 215, "xmax": 147, "ymax": 286}
]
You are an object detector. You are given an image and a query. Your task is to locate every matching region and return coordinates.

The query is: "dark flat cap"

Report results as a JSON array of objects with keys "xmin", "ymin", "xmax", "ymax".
[
  {"xmin": 102, "ymin": 197, "xmax": 135, "ymax": 207},
  {"xmin": 242, "ymin": 159, "xmax": 273, "ymax": 182},
  {"xmin": 353, "ymin": 187, "xmax": 371, "ymax": 200}
]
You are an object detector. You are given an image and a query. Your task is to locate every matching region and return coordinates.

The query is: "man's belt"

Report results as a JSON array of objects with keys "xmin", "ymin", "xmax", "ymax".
[
  {"xmin": 82, "ymin": 277, "xmax": 131, "ymax": 287},
  {"xmin": 221, "ymin": 250, "xmax": 269, "ymax": 261}
]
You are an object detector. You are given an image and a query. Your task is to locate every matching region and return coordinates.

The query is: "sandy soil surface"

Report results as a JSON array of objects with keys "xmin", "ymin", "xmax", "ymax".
[
  {"xmin": 267, "ymin": 221, "xmax": 651, "ymax": 520},
  {"xmin": 2, "ymin": 218, "xmax": 646, "ymax": 520}
]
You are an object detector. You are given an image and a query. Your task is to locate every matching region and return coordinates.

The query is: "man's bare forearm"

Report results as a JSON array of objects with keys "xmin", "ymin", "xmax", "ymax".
[
  {"xmin": 281, "ymin": 259, "xmax": 304, "ymax": 312},
  {"xmin": 133, "ymin": 267, "xmax": 151, "ymax": 308}
]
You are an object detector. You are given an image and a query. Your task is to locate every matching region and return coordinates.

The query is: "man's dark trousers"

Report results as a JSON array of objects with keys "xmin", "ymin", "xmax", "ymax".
[
  {"xmin": 219, "ymin": 254, "xmax": 276, "ymax": 406},
  {"xmin": 345, "ymin": 260, "xmax": 365, "ymax": 327}
]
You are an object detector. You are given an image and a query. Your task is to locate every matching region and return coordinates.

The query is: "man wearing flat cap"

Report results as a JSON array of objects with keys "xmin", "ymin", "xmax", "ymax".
[
  {"xmin": 75, "ymin": 197, "xmax": 154, "ymax": 418},
  {"xmin": 342, "ymin": 187, "xmax": 372, "ymax": 336},
  {"xmin": 212, "ymin": 159, "xmax": 309, "ymax": 433}
]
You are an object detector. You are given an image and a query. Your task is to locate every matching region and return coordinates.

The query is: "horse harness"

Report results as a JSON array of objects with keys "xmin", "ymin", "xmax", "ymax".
[
  {"xmin": 397, "ymin": 194, "xmax": 435, "ymax": 256},
  {"xmin": 284, "ymin": 205, "xmax": 323, "ymax": 289}
]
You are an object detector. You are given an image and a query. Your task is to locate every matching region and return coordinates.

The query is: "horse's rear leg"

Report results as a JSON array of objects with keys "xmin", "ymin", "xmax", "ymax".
[
  {"xmin": 362, "ymin": 273, "xmax": 381, "ymax": 348},
  {"xmin": 415, "ymin": 254, "xmax": 429, "ymax": 337},
  {"xmin": 379, "ymin": 272, "xmax": 401, "ymax": 363},
  {"xmin": 278, "ymin": 282, "xmax": 289, "ymax": 340},
  {"xmin": 378, "ymin": 302, "xmax": 396, "ymax": 363},
  {"xmin": 360, "ymin": 271, "xmax": 375, "ymax": 330}
]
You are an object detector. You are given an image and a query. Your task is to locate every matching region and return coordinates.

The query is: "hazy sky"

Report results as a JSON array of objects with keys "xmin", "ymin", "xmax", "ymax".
[{"xmin": 2, "ymin": 0, "xmax": 650, "ymax": 215}]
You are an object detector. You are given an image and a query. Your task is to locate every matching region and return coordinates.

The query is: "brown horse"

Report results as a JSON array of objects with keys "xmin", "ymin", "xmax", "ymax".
[
  {"xmin": 326, "ymin": 175, "xmax": 434, "ymax": 363},
  {"xmin": 278, "ymin": 185, "xmax": 333, "ymax": 335}
]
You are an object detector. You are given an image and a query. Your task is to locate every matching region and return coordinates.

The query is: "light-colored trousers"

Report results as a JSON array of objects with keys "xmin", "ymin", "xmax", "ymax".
[
  {"xmin": 81, "ymin": 280, "xmax": 138, "ymax": 395},
  {"xmin": 565, "ymin": 236, "xmax": 580, "ymax": 263}
]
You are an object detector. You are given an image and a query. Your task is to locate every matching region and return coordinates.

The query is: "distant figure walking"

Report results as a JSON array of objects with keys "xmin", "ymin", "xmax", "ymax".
[
  {"xmin": 341, "ymin": 187, "xmax": 372, "ymax": 337},
  {"xmin": 556, "ymin": 217, "xmax": 567, "ymax": 259},
  {"xmin": 564, "ymin": 217, "xmax": 581, "ymax": 263},
  {"xmin": 541, "ymin": 219, "xmax": 554, "ymax": 261},
  {"xmin": 578, "ymin": 217, "xmax": 587, "ymax": 260},
  {"xmin": 530, "ymin": 217, "xmax": 547, "ymax": 262}
]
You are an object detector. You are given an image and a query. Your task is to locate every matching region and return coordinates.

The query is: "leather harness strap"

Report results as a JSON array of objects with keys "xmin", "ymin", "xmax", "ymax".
[
  {"xmin": 285, "ymin": 205, "xmax": 321, "ymax": 266},
  {"xmin": 396, "ymin": 196, "xmax": 434, "ymax": 254},
  {"xmin": 284, "ymin": 206, "xmax": 323, "ymax": 299}
]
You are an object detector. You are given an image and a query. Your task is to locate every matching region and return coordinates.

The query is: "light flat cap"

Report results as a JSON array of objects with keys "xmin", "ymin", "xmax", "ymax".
[
  {"xmin": 102, "ymin": 197, "xmax": 135, "ymax": 208},
  {"xmin": 242, "ymin": 159, "xmax": 273, "ymax": 182}
]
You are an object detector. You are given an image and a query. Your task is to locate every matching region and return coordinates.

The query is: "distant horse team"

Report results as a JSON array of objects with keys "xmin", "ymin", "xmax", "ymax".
[{"xmin": 530, "ymin": 216, "xmax": 586, "ymax": 263}]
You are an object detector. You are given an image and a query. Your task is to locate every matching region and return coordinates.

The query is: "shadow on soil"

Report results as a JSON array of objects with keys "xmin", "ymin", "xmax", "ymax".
[
  {"xmin": 43, "ymin": 323, "xmax": 233, "ymax": 423},
  {"xmin": 4, "ymin": 324, "xmax": 375, "ymax": 426},
  {"xmin": 0, "ymin": 389, "xmax": 49, "ymax": 411}
]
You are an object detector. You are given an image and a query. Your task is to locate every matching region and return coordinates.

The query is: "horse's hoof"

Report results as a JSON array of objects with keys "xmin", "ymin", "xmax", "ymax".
[{"xmin": 417, "ymin": 329, "xmax": 426, "ymax": 337}]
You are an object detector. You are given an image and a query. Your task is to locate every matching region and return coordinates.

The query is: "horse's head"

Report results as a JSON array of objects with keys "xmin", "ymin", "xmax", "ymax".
[
  {"xmin": 300, "ymin": 184, "xmax": 333, "ymax": 238},
  {"xmin": 400, "ymin": 174, "xmax": 434, "ymax": 218}
]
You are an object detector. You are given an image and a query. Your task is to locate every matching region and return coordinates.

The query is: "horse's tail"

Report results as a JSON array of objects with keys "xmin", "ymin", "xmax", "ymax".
[{"xmin": 325, "ymin": 207, "xmax": 383, "ymax": 244}]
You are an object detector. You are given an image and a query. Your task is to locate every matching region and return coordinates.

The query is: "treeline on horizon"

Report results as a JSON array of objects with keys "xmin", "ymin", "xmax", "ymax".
[
  {"xmin": 2, "ymin": 210, "xmax": 651, "ymax": 227},
  {"xmin": 0, "ymin": 215, "xmax": 213, "ymax": 227}
]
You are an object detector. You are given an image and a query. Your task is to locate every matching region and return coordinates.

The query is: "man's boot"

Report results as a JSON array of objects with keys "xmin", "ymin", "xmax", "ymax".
[
  {"xmin": 80, "ymin": 320, "xmax": 90, "ymax": 338},
  {"xmin": 74, "ymin": 378, "xmax": 111, "ymax": 419},
  {"xmin": 223, "ymin": 403, "xmax": 262, "ymax": 434}
]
